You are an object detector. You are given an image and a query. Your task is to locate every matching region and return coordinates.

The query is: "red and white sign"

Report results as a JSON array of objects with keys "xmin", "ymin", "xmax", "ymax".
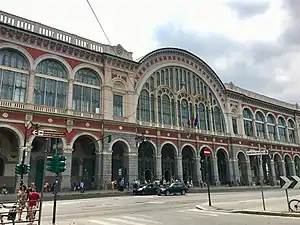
[{"xmin": 204, "ymin": 148, "xmax": 211, "ymax": 157}]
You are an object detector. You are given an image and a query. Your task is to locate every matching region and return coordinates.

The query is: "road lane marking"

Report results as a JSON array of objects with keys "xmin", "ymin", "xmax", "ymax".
[
  {"xmin": 106, "ymin": 217, "xmax": 146, "ymax": 225},
  {"xmin": 88, "ymin": 220, "xmax": 115, "ymax": 225},
  {"xmin": 146, "ymin": 201, "xmax": 165, "ymax": 204},
  {"xmin": 122, "ymin": 216, "xmax": 161, "ymax": 224}
]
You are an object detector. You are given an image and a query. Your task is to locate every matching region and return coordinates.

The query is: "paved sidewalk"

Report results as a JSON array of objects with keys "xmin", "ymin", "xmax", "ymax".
[{"xmin": 0, "ymin": 185, "xmax": 279, "ymax": 202}]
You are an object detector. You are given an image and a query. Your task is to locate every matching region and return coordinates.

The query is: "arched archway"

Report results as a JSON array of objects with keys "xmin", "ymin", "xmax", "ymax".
[
  {"xmin": 249, "ymin": 155, "xmax": 259, "ymax": 185},
  {"xmin": 217, "ymin": 149, "xmax": 229, "ymax": 185},
  {"xmin": 294, "ymin": 155, "xmax": 300, "ymax": 176},
  {"xmin": 138, "ymin": 141, "xmax": 156, "ymax": 182},
  {"xmin": 284, "ymin": 154, "xmax": 293, "ymax": 177},
  {"xmin": 72, "ymin": 135, "xmax": 98, "ymax": 190},
  {"xmin": 200, "ymin": 147, "xmax": 213, "ymax": 185},
  {"xmin": 181, "ymin": 146, "xmax": 196, "ymax": 184},
  {"xmin": 161, "ymin": 143, "xmax": 176, "ymax": 182},
  {"xmin": 0, "ymin": 127, "xmax": 20, "ymax": 191},
  {"xmin": 274, "ymin": 154, "xmax": 283, "ymax": 181},
  {"xmin": 237, "ymin": 152, "xmax": 248, "ymax": 185},
  {"xmin": 262, "ymin": 155, "xmax": 271, "ymax": 185},
  {"xmin": 111, "ymin": 141, "xmax": 129, "ymax": 183}
]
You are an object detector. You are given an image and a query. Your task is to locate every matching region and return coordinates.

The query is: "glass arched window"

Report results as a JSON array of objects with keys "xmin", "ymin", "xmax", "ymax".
[
  {"xmin": 34, "ymin": 59, "xmax": 68, "ymax": 108},
  {"xmin": 255, "ymin": 112, "xmax": 265, "ymax": 138},
  {"xmin": 139, "ymin": 90, "xmax": 150, "ymax": 122},
  {"xmin": 213, "ymin": 106, "xmax": 223, "ymax": 132},
  {"xmin": 243, "ymin": 108, "xmax": 253, "ymax": 136},
  {"xmin": 0, "ymin": 49, "xmax": 29, "ymax": 102},
  {"xmin": 287, "ymin": 119, "xmax": 295, "ymax": 143},
  {"xmin": 73, "ymin": 68, "xmax": 101, "ymax": 113},
  {"xmin": 267, "ymin": 114, "xmax": 276, "ymax": 140},
  {"xmin": 181, "ymin": 99, "xmax": 189, "ymax": 127},
  {"xmin": 162, "ymin": 95, "xmax": 171, "ymax": 125},
  {"xmin": 198, "ymin": 103, "xmax": 207, "ymax": 130},
  {"xmin": 278, "ymin": 117, "xmax": 286, "ymax": 142}
]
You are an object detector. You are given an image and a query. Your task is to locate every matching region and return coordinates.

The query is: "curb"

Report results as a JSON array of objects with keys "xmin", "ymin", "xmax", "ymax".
[{"xmin": 232, "ymin": 210, "xmax": 300, "ymax": 218}]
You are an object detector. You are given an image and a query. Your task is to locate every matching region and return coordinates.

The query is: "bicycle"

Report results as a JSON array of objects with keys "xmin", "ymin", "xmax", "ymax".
[
  {"xmin": 0, "ymin": 203, "xmax": 17, "ymax": 225},
  {"xmin": 288, "ymin": 199, "xmax": 300, "ymax": 213}
]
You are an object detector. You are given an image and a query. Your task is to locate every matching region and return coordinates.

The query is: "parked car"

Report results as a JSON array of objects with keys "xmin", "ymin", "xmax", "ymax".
[
  {"xmin": 133, "ymin": 183, "xmax": 160, "ymax": 195},
  {"xmin": 158, "ymin": 183, "xmax": 188, "ymax": 196}
]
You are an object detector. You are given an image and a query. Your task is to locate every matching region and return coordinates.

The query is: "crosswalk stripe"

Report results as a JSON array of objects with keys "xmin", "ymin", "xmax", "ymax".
[
  {"xmin": 88, "ymin": 220, "xmax": 115, "ymax": 225},
  {"xmin": 106, "ymin": 217, "xmax": 146, "ymax": 225},
  {"xmin": 122, "ymin": 216, "xmax": 161, "ymax": 224}
]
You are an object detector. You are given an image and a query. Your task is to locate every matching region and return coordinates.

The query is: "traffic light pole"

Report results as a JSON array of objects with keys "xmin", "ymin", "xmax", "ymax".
[
  {"xmin": 205, "ymin": 156, "xmax": 212, "ymax": 207},
  {"xmin": 52, "ymin": 174, "xmax": 58, "ymax": 225}
]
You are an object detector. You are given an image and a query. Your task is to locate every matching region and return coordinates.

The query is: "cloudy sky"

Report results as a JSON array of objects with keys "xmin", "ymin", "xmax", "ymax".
[{"xmin": 1, "ymin": 0, "xmax": 299, "ymax": 103}]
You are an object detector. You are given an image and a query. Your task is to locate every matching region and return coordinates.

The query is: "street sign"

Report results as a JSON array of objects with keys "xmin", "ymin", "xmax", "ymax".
[
  {"xmin": 246, "ymin": 150, "xmax": 269, "ymax": 156},
  {"xmin": 32, "ymin": 130, "xmax": 65, "ymax": 138},
  {"xmin": 204, "ymin": 148, "xmax": 211, "ymax": 157},
  {"xmin": 280, "ymin": 176, "xmax": 300, "ymax": 189}
]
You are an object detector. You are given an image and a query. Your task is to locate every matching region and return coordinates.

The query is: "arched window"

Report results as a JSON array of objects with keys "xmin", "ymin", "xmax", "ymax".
[
  {"xmin": 278, "ymin": 117, "xmax": 286, "ymax": 142},
  {"xmin": 139, "ymin": 90, "xmax": 150, "ymax": 122},
  {"xmin": 287, "ymin": 119, "xmax": 295, "ymax": 143},
  {"xmin": 181, "ymin": 99, "xmax": 189, "ymax": 127},
  {"xmin": 0, "ymin": 49, "xmax": 29, "ymax": 102},
  {"xmin": 255, "ymin": 112, "xmax": 265, "ymax": 138},
  {"xmin": 243, "ymin": 108, "xmax": 253, "ymax": 136},
  {"xmin": 213, "ymin": 106, "xmax": 223, "ymax": 132},
  {"xmin": 267, "ymin": 114, "xmax": 276, "ymax": 140},
  {"xmin": 73, "ymin": 68, "xmax": 101, "ymax": 113},
  {"xmin": 34, "ymin": 59, "xmax": 68, "ymax": 108},
  {"xmin": 198, "ymin": 103, "xmax": 207, "ymax": 130},
  {"xmin": 162, "ymin": 95, "xmax": 171, "ymax": 125}
]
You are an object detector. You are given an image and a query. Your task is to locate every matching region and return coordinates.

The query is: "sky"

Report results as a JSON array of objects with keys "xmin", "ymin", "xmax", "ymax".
[{"xmin": 1, "ymin": 0, "xmax": 299, "ymax": 104}]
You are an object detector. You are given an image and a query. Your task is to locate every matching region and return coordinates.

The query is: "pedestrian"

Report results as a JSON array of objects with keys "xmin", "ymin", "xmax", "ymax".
[
  {"xmin": 16, "ymin": 185, "xmax": 27, "ymax": 222},
  {"xmin": 27, "ymin": 185, "xmax": 40, "ymax": 225}
]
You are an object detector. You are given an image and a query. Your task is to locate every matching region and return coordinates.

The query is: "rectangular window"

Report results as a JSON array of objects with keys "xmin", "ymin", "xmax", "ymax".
[
  {"xmin": 232, "ymin": 118, "xmax": 238, "ymax": 134},
  {"xmin": 113, "ymin": 94, "xmax": 123, "ymax": 117}
]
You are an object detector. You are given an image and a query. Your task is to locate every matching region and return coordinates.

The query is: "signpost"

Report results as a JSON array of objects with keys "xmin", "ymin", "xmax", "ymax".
[
  {"xmin": 32, "ymin": 130, "xmax": 65, "ymax": 138},
  {"xmin": 203, "ymin": 148, "xmax": 212, "ymax": 206},
  {"xmin": 280, "ymin": 175, "xmax": 300, "ymax": 212},
  {"xmin": 246, "ymin": 150, "xmax": 267, "ymax": 210}
]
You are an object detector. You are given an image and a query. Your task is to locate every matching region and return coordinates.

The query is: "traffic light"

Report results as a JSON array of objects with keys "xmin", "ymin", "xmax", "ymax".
[
  {"xmin": 46, "ymin": 156, "xmax": 54, "ymax": 172},
  {"xmin": 56, "ymin": 155, "xmax": 67, "ymax": 173},
  {"xmin": 15, "ymin": 164, "xmax": 23, "ymax": 175},
  {"xmin": 23, "ymin": 164, "xmax": 31, "ymax": 174},
  {"xmin": 107, "ymin": 135, "xmax": 112, "ymax": 143}
]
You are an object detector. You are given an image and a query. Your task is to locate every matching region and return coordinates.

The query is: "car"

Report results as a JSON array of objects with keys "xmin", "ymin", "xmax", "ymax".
[
  {"xmin": 158, "ymin": 183, "xmax": 188, "ymax": 196},
  {"xmin": 133, "ymin": 184, "xmax": 160, "ymax": 195}
]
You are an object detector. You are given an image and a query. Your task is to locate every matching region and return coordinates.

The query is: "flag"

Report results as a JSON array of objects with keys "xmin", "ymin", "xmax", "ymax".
[
  {"xmin": 194, "ymin": 113, "xmax": 199, "ymax": 127},
  {"xmin": 187, "ymin": 116, "xmax": 190, "ymax": 127},
  {"xmin": 191, "ymin": 109, "xmax": 195, "ymax": 127}
]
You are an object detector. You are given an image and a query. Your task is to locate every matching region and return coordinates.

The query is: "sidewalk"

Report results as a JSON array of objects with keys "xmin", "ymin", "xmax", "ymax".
[
  {"xmin": 1, "ymin": 185, "xmax": 279, "ymax": 202},
  {"xmin": 196, "ymin": 189, "xmax": 300, "ymax": 217}
]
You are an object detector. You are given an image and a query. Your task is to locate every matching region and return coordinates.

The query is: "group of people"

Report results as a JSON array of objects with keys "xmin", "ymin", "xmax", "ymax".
[{"xmin": 16, "ymin": 183, "xmax": 40, "ymax": 225}]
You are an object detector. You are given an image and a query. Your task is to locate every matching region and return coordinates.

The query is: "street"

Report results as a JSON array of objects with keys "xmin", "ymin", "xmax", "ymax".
[{"xmin": 34, "ymin": 189, "xmax": 300, "ymax": 225}]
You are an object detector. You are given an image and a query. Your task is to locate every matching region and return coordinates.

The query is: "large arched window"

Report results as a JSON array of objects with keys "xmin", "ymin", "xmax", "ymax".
[
  {"xmin": 136, "ymin": 66, "xmax": 225, "ymax": 131},
  {"xmin": 287, "ymin": 119, "xmax": 295, "ymax": 143},
  {"xmin": 0, "ymin": 49, "xmax": 29, "ymax": 102},
  {"xmin": 278, "ymin": 117, "xmax": 286, "ymax": 142},
  {"xmin": 34, "ymin": 59, "xmax": 68, "ymax": 108},
  {"xmin": 73, "ymin": 68, "xmax": 101, "ymax": 113},
  {"xmin": 243, "ymin": 108, "xmax": 253, "ymax": 136},
  {"xmin": 267, "ymin": 114, "xmax": 276, "ymax": 140},
  {"xmin": 255, "ymin": 111, "xmax": 265, "ymax": 138}
]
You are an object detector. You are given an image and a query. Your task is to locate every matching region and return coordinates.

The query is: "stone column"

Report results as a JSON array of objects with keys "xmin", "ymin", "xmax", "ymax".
[
  {"xmin": 156, "ymin": 154, "xmax": 162, "ymax": 180},
  {"xmin": 246, "ymin": 160, "xmax": 253, "ymax": 185},
  {"xmin": 232, "ymin": 159, "xmax": 240, "ymax": 184},
  {"xmin": 281, "ymin": 160, "xmax": 287, "ymax": 176},
  {"xmin": 67, "ymin": 80, "xmax": 74, "ymax": 111},
  {"xmin": 128, "ymin": 153, "xmax": 138, "ymax": 186},
  {"xmin": 176, "ymin": 156, "xmax": 183, "ymax": 181},
  {"xmin": 212, "ymin": 158, "xmax": 220, "ymax": 185},
  {"xmin": 60, "ymin": 146, "xmax": 72, "ymax": 191},
  {"xmin": 94, "ymin": 151, "xmax": 102, "ymax": 189},
  {"xmin": 258, "ymin": 157, "xmax": 264, "ymax": 184},
  {"xmin": 26, "ymin": 69, "xmax": 35, "ymax": 105},
  {"xmin": 289, "ymin": 161, "xmax": 296, "ymax": 176},
  {"xmin": 269, "ymin": 159, "xmax": 277, "ymax": 185},
  {"xmin": 228, "ymin": 159, "xmax": 234, "ymax": 183},
  {"xmin": 101, "ymin": 152, "xmax": 112, "ymax": 186},
  {"xmin": 195, "ymin": 157, "xmax": 202, "ymax": 186}
]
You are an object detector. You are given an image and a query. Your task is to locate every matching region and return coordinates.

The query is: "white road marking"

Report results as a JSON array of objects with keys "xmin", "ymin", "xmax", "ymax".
[
  {"xmin": 146, "ymin": 201, "xmax": 165, "ymax": 204},
  {"xmin": 106, "ymin": 217, "xmax": 146, "ymax": 225},
  {"xmin": 88, "ymin": 220, "xmax": 115, "ymax": 225},
  {"xmin": 122, "ymin": 216, "xmax": 161, "ymax": 224}
]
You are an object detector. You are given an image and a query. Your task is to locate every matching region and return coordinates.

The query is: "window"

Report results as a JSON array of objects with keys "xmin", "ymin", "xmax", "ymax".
[
  {"xmin": 181, "ymin": 99, "xmax": 189, "ymax": 127},
  {"xmin": 243, "ymin": 108, "xmax": 253, "ymax": 136},
  {"xmin": 34, "ymin": 59, "xmax": 68, "ymax": 108},
  {"xmin": 255, "ymin": 112, "xmax": 265, "ymax": 138},
  {"xmin": 0, "ymin": 49, "xmax": 29, "ymax": 102},
  {"xmin": 288, "ymin": 119, "xmax": 295, "ymax": 143},
  {"xmin": 232, "ymin": 118, "xmax": 238, "ymax": 134},
  {"xmin": 213, "ymin": 106, "xmax": 223, "ymax": 132},
  {"xmin": 278, "ymin": 117, "xmax": 286, "ymax": 142},
  {"xmin": 73, "ymin": 68, "xmax": 101, "ymax": 113},
  {"xmin": 113, "ymin": 94, "xmax": 123, "ymax": 117},
  {"xmin": 267, "ymin": 114, "xmax": 276, "ymax": 140},
  {"xmin": 162, "ymin": 95, "xmax": 171, "ymax": 125},
  {"xmin": 198, "ymin": 103, "xmax": 206, "ymax": 130}
]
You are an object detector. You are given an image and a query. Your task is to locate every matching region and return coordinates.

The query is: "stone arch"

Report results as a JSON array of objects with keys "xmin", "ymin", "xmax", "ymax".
[
  {"xmin": 216, "ymin": 147, "xmax": 229, "ymax": 158},
  {"xmin": 199, "ymin": 145, "xmax": 213, "ymax": 157},
  {"xmin": 111, "ymin": 139, "xmax": 130, "ymax": 182},
  {"xmin": 287, "ymin": 117, "xmax": 296, "ymax": 124},
  {"xmin": 0, "ymin": 124, "xmax": 24, "ymax": 147},
  {"xmin": 273, "ymin": 152, "xmax": 283, "ymax": 180},
  {"xmin": 0, "ymin": 42, "xmax": 34, "ymax": 69},
  {"xmin": 276, "ymin": 115, "xmax": 287, "ymax": 125},
  {"xmin": 109, "ymin": 138, "xmax": 131, "ymax": 153},
  {"xmin": 34, "ymin": 54, "xmax": 73, "ymax": 78},
  {"xmin": 266, "ymin": 112, "xmax": 276, "ymax": 119},
  {"xmin": 112, "ymin": 79, "xmax": 127, "ymax": 91},
  {"xmin": 294, "ymin": 154, "xmax": 300, "ymax": 176},
  {"xmin": 273, "ymin": 152, "xmax": 282, "ymax": 161},
  {"xmin": 284, "ymin": 153, "xmax": 293, "ymax": 177},
  {"xmin": 199, "ymin": 145, "xmax": 213, "ymax": 184},
  {"xmin": 69, "ymin": 132, "xmax": 100, "ymax": 151},
  {"xmin": 160, "ymin": 141, "xmax": 178, "ymax": 156},
  {"xmin": 237, "ymin": 151, "xmax": 248, "ymax": 185},
  {"xmin": 138, "ymin": 140, "xmax": 156, "ymax": 182},
  {"xmin": 27, "ymin": 130, "xmax": 67, "ymax": 148},
  {"xmin": 293, "ymin": 154, "xmax": 300, "ymax": 161},
  {"xmin": 181, "ymin": 144, "xmax": 196, "ymax": 156},
  {"xmin": 216, "ymin": 148, "xmax": 229, "ymax": 185},
  {"xmin": 242, "ymin": 106, "xmax": 254, "ymax": 115},
  {"xmin": 72, "ymin": 63, "xmax": 104, "ymax": 82},
  {"xmin": 254, "ymin": 109, "xmax": 266, "ymax": 120},
  {"xmin": 235, "ymin": 150, "xmax": 247, "ymax": 160}
]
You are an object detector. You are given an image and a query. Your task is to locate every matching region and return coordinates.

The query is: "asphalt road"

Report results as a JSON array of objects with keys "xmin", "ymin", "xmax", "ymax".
[{"xmin": 7, "ymin": 190, "xmax": 300, "ymax": 225}]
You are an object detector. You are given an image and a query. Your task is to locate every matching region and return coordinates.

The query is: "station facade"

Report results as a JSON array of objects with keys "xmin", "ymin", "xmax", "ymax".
[{"xmin": 0, "ymin": 10, "xmax": 300, "ymax": 191}]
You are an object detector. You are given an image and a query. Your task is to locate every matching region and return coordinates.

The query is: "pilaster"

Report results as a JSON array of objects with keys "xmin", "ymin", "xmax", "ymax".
[
  {"xmin": 128, "ymin": 152, "xmax": 138, "ymax": 185},
  {"xmin": 270, "ymin": 159, "xmax": 277, "ymax": 185},
  {"xmin": 156, "ymin": 154, "xmax": 162, "ymax": 180},
  {"xmin": 60, "ymin": 146, "xmax": 72, "ymax": 191},
  {"xmin": 176, "ymin": 156, "xmax": 183, "ymax": 181},
  {"xmin": 212, "ymin": 158, "xmax": 220, "ymax": 185},
  {"xmin": 195, "ymin": 157, "xmax": 202, "ymax": 186}
]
